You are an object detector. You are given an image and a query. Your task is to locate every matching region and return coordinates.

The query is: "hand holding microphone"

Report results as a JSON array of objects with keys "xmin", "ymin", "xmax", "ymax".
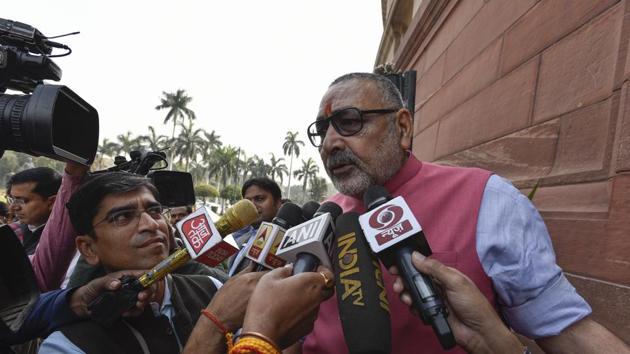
[
  {"xmin": 360, "ymin": 185, "xmax": 455, "ymax": 349},
  {"xmin": 391, "ymin": 252, "xmax": 523, "ymax": 354},
  {"xmin": 241, "ymin": 264, "xmax": 336, "ymax": 349}
]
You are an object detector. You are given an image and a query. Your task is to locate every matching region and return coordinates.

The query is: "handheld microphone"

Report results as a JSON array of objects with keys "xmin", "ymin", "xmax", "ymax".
[
  {"xmin": 359, "ymin": 185, "xmax": 455, "ymax": 350},
  {"xmin": 301, "ymin": 201, "xmax": 320, "ymax": 221},
  {"xmin": 89, "ymin": 199, "xmax": 258, "ymax": 327},
  {"xmin": 246, "ymin": 202, "xmax": 304, "ymax": 270},
  {"xmin": 334, "ymin": 212, "xmax": 391, "ymax": 354},
  {"xmin": 276, "ymin": 202, "xmax": 342, "ymax": 274}
]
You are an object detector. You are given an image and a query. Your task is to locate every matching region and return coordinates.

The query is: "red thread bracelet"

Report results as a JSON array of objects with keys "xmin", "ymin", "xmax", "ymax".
[{"xmin": 201, "ymin": 309, "xmax": 234, "ymax": 349}]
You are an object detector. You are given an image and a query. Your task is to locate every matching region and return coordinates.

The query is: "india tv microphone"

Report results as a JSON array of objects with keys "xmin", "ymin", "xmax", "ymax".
[
  {"xmin": 276, "ymin": 201, "xmax": 342, "ymax": 274},
  {"xmin": 359, "ymin": 185, "xmax": 455, "ymax": 350},
  {"xmin": 246, "ymin": 202, "xmax": 304, "ymax": 270},
  {"xmin": 88, "ymin": 199, "xmax": 258, "ymax": 326},
  {"xmin": 334, "ymin": 212, "xmax": 391, "ymax": 354}
]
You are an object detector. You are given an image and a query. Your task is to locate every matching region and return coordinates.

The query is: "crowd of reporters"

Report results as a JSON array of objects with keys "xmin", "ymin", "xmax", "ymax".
[{"xmin": 2, "ymin": 70, "xmax": 629, "ymax": 354}]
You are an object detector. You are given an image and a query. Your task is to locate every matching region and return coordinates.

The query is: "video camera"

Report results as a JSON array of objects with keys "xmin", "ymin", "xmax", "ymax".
[
  {"xmin": 93, "ymin": 149, "xmax": 196, "ymax": 208},
  {"xmin": 0, "ymin": 18, "xmax": 99, "ymax": 165}
]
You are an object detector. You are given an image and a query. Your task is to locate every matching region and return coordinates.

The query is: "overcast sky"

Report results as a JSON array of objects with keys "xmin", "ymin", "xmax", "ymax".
[{"xmin": 4, "ymin": 1, "xmax": 383, "ymax": 178}]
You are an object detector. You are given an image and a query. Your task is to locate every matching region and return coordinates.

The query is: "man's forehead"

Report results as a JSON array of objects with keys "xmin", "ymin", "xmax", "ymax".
[
  {"xmin": 98, "ymin": 188, "xmax": 157, "ymax": 212},
  {"xmin": 319, "ymin": 80, "xmax": 379, "ymax": 116},
  {"xmin": 9, "ymin": 182, "xmax": 37, "ymax": 195}
]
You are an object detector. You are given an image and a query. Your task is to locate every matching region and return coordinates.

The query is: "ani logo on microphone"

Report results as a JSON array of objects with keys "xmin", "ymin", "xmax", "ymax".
[{"xmin": 359, "ymin": 196, "xmax": 422, "ymax": 253}]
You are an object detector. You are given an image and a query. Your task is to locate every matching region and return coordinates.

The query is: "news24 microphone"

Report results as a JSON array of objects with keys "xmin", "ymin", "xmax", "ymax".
[
  {"xmin": 360, "ymin": 185, "xmax": 455, "ymax": 350},
  {"xmin": 276, "ymin": 202, "xmax": 342, "ymax": 274},
  {"xmin": 334, "ymin": 212, "xmax": 391, "ymax": 354},
  {"xmin": 89, "ymin": 199, "xmax": 258, "ymax": 327},
  {"xmin": 246, "ymin": 202, "xmax": 304, "ymax": 270}
]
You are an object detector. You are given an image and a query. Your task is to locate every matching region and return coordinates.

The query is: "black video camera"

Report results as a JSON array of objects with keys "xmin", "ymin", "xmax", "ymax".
[
  {"xmin": 93, "ymin": 150, "xmax": 196, "ymax": 208},
  {"xmin": 0, "ymin": 18, "xmax": 99, "ymax": 165}
]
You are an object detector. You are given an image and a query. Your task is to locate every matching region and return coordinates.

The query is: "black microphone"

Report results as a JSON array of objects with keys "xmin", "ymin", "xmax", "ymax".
[
  {"xmin": 276, "ymin": 201, "xmax": 342, "ymax": 274},
  {"xmin": 301, "ymin": 201, "xmax": 320, "ymax": 221},
  {"xmin": 246, "ymin": 202, "xmax": 304, "ymax": 271},
  {"xmin": 360, "ymin": 185, "xmax": 455, "ymax": 350},
  {"xmin": 334, "ymin": 212, "xmax": 391, "ymax": 354}
]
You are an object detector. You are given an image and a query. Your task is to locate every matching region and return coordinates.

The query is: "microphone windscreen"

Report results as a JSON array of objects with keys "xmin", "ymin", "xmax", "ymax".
[
  {"xmin": 315, "ymin": 201, "xmax": 343, "ymax": 220},
  {"xmin": 334, "ymin": 212, "xmax": 391, "ymax": 354},
  {"xmin": 301, "ymin": 201, "xmax": 320, "ymax": 221},
  {"xmin": 363, "ymin": 185, "xmax": 390, "ymax": 211},
  {"xmin": 274, "ymin": 202, "xmax": 304, "ymax": 228}
]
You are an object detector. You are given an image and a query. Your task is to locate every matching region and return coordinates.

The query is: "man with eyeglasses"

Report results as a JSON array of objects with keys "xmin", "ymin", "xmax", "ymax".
[
  {"xmin": 301, "ymin": 73, "xmax": 628, "ymax": 354},
  {"xmin": 6, "ymin": 167, "xmax": 61, "ymax": 255},
  {"xmin": 40, "ymin": 172, "xmax": 263, "ymax": 353}
]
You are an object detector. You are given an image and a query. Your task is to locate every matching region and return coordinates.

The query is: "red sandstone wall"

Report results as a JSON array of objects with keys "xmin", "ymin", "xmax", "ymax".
[{"xmin": 391, "ymin": 0, "xmax": 630, "ymax": 343}]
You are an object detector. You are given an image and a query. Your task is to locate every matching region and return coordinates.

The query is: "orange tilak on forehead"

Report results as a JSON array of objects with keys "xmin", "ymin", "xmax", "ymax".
[{"xmin": 324, "ymin": 101, "xmax": 333, "ymax": 117}]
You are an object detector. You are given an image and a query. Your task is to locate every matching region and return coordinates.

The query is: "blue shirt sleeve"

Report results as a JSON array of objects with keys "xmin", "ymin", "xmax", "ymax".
[
  {"xmin": 476, "ymin": 175, "xmax": 592, "ymax": 338},
  {"xmin": 1, "ymin": 289, "xmax": 80, "ymax": 345},
  {"xmin": 39, "ymin": 331, "xmax": 85, "ymax": 354}
]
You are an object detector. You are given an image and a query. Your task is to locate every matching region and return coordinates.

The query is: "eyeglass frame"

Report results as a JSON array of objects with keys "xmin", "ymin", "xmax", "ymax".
[
  {"xmin": 92, "ymin": 204, "xmax": 166, "ymax": 230},
  {"xmin": 6, "ymin": 196, "xmax": 28, "ymax": 207},
  {"xmin": 306, "ymin": 107, "xmax": 401, "ymax": 147}
]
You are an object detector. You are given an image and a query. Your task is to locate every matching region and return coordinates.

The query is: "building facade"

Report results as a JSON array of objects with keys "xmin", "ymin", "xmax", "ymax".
[{"xmin": 376, "ymin": 0, "xmax": 630, "ymax": 346}]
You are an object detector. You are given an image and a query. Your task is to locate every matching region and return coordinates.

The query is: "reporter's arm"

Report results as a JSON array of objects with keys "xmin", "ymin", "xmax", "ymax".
[
  {"xmin": 391, "ymin": 252, "xmax": 523, "ymax": 354},
  {"xmin": 31, "ymin": 162, "xmax": 88, "ymax": 291}
]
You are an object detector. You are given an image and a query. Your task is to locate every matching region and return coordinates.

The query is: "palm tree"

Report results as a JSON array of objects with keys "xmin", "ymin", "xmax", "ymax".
[
  {"xmin": 309, "ymin": 176, "xmax": 328, "ymax": 202},
  {"xmin": 97, "ymin": 138, "xmax": 121, "ymax": 168},
  {"xmin": 293, "ymin": 158, "xmax": 319, "ymax": 193},
  {"xmin": 203, "ymin": 130, "xmax": 222, "ymax": 152},
  {"xmin": 117, "ymin": 131, "xmax": 144, "ymax": 156},
  {"xmin": 141, "ymin": 126, "xmax": 168, "ymax": 151},
  {"xmin": 155, "ymin": 89, "xmax": 196, "ymax": 169},
  {"xmin": 282, "ymin": 131, "xmax": 305, "ymax": 199},
  {"xmin": 207, "ymin": 145, "xmax": 239, "ymax": 191},
  {"xmin": 174, "ymin": 121, "xmax": 205, "ymax": 172},
  {"xmin": 268, "ymin": 153, "xmax": 288, "ymax": 185}
]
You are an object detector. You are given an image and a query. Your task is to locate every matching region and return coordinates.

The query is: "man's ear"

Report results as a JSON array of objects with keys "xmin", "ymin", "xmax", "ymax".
[
  {"xmin": 46, "ymin": 195, "xmax": 56, "ymax": 213},
  {"xmin": 396, "ymin": 108, "xmax": 413, "ymax": 151},
  {"xmin": 76, "ymin": 235, "xmax": 100, "ymax": 266}
]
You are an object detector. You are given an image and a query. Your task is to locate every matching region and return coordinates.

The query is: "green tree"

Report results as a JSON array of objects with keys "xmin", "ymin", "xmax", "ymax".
[
  {"xmin": 282, "ymin": 131, "xmax": 304, "ymax": 199},
  {"xmin": 309, "ymin": 176, "xmax": 328, "ymax": 202},
  {"xmin": 117, "ymin": 131, "xmax": 144, "ymax": 156},
  {"xmin": 195, "ymin": 184, "xmax": 219, "ymax": 204},
  {"xmin": 155, "ymin": 89, "xmax": 196, "ymax": 169},
  {"xmin": 293, "ymin": 157, "xmax": 319, "ymax": 193},
  {"xmin": 141, "ymin": 126, "xmax": 168, "ymax": 151},
  {"xmin": 97, "ymin": 138, "xmax": 122, "ymax": 168},
  {"xmin": 174, "ymin": 121, "xmax": 205, "ymax": 172},
  {"xmin": 268, "ymin": 153, "xmax": 288, "ymax": 185},
  {"xmin": 207, "ymin": 146, "xmax": 239, "ymax": 191},
  {"xmin": 220, "ymin": 184, "xmax": 241, "ymax": 205}
]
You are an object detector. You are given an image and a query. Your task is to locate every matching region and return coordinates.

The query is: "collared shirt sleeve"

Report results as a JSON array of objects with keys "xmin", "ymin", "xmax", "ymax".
[
  {"xmin": 39, "ymin": 331, "xmax": 85, "ymax": 354},
  {"xmin": 476, "ymin": 175, "xmax": 591, "ymax": 338},
  {"xmin": 31, "ymin": 171, "xmax": 84, "ymax": 292}
]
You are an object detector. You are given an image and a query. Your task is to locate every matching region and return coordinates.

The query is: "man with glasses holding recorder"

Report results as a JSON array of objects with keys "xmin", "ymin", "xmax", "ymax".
[{"xmin": 301, "ymin": 73, "xmax": 628, "ymax": 354}]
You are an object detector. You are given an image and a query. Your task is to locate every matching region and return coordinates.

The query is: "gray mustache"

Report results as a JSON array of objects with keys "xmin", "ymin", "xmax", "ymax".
[{"xmin": 327, "ymin": 150, "xmax": 360, "ymax": 170}]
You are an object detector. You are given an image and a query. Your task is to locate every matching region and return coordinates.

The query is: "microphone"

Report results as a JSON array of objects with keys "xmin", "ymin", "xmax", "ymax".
[
  {"xmin": 246, "ymin": 202, "xmax": 304, "ymax": 270},
  {"xmin": 359, "ymin": 185, "xmax": 455, "ymax": 350},
  {"xmin": 334, "ymin": 212, "xmax": 391, "ymax": 354},
  {"xmin": 276, "ymin": 201, "xmax": 342, "ymax": 274},
  {"xmin": 301, "ymin": 201, "xmax": 320, "ymax": 221},
  {"xmin": 89, "ymin": 199, "xmax": 258, "ymax": 326}
]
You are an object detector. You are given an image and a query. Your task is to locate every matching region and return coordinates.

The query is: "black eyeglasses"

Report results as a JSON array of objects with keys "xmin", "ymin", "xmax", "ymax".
[
  {"xmin": 307, "ymin": 107, "xmax": 400, "ymax": 147},
  {"xmin": 93, "ymin": 205, "xmax": 165, "ymax": 229}
]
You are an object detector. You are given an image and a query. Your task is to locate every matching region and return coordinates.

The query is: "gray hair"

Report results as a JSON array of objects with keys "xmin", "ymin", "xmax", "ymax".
[{"xmin": 330, "ymin": 72, "xmax": 404, "ymax": 109}]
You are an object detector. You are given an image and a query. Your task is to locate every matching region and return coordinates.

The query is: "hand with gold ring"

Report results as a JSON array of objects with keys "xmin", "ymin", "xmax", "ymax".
[{"xmin": 242, "ymin": 264, "xmax": 335, "ymax": 349}]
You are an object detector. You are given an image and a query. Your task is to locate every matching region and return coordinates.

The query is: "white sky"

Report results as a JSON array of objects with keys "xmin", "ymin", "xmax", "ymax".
[{"xmin": 3, "ymin": 1, "xmax": 383, "ymax": 179}]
